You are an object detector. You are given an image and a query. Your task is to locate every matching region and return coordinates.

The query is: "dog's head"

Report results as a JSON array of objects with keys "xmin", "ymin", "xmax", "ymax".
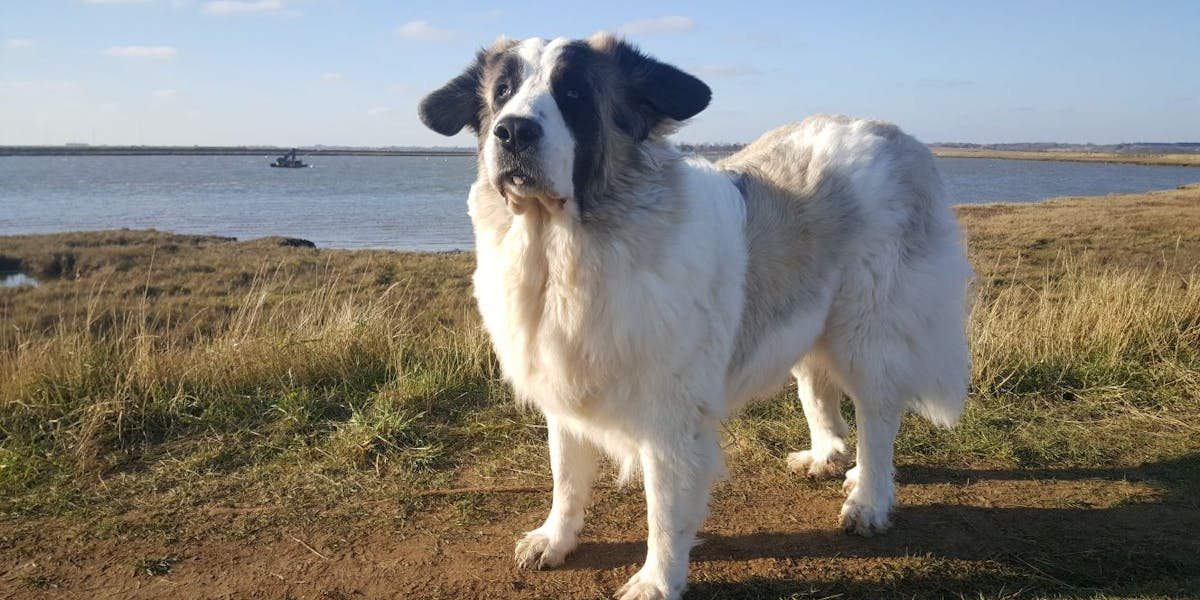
[{"xmin": 418, "ymin": 34, "xmax": 711, "ymax": 215}]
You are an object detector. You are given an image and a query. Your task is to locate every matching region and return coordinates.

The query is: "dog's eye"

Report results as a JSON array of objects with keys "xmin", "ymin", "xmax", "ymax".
[{"xmin": 496, "ymin": 84, "xmax": 511, "ymax": 100}]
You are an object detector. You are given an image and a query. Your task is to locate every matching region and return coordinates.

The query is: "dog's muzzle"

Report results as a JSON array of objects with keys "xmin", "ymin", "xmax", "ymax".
[{"xmin": 493, "ymin": 116, "xmax": 543, "ymax": 155}]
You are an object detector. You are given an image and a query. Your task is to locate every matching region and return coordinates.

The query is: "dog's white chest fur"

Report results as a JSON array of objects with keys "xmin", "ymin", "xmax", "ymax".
[
  {"xmin": 471, "ymin": 204, "xmax": 601, "ymax": 413},
  {"xmin": 468, "ymin": 156, "xmax": 749, "ymax": 433}
]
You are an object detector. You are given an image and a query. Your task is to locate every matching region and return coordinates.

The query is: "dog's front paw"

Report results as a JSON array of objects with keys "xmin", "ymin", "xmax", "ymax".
[
  {"xmin": 787, "ymin": 448, "xmax": 850, "ymax": 479},
  {"xmin": 616, "ymin": 570, "xmax": 675, "ymax": 600},
  {"xmin": 839, "ymin": 493, "xmax": 892, "ymax": 537},
  {"xmin": 514, "ymin": 529, "xmax": 574, "ymax": 570}
]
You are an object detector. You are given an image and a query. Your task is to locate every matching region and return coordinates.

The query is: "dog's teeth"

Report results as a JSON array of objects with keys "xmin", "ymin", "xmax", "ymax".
[{"xmin": 512, "ymin": 175, "xmax": 526, "ymax": 185}]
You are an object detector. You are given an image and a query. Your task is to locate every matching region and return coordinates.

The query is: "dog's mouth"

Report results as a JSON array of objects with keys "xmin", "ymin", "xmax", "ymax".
[
  {"xmin": 498, "ymin": 171, "xmax": 567, "ymax": 215},
  {"xmin": 502, "ymin": 171, "xmax": 537, "ymax": 193}
]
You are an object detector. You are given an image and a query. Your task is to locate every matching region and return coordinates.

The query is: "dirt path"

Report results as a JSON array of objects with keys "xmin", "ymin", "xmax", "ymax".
[{"xmin": 5, "ymin": 458, "xmax": 1198, "ymax": 599}]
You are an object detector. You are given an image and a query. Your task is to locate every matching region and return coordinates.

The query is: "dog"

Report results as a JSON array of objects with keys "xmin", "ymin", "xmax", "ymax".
[{"xmin": 418, "ymin": 34, "xmax": 973, "ymax": 600}]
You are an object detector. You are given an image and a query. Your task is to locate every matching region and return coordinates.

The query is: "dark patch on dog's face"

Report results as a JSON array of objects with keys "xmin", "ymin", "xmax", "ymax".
[
  {"xmin": 549, "ymin": 42, "xmax": 604, "ymax": 205},
  {"xmin": 418, "ymin": 40, "xmax": 518, "ymax": 139},
  {"xmin": 479, "ymin": 51, "xmax": 522, "ymax": 140},
  {"xmin": 561, "ymin": 35, "xmax": 712, "ymax": 209}
]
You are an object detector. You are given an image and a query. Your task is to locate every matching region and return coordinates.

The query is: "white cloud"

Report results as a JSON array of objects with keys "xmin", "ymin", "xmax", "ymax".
[
  {"xmin": 5, "ymin": 38, "xmax": 35, "ymax": 50},
  {"xmin": 105, "ymin": 45, "xmax": 178, "ymax": 58},
  {"xmin": 394, "ymin": 20, "xmax": 456, "ymax": 41},
  {"xmin": 150, "ymin": 88, "xmax": 182, "ymax": 99},
  {"xmin": 320, "ymin": 72, "xmax": 342, "ymax": 82},
  {"xmin": 617, "ymin": 15, "xmax": 695, "ymax": 35},
  {"xmin": 202, "ymin": 0, "xmax": 282, "ymax": 15}
]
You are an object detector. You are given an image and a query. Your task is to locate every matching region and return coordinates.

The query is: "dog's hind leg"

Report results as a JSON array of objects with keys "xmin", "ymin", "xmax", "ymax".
[
  {"xmin": 515, "ymin": 414, "xmax": 600, "ymax": 570},
  {"xmin": 835, "ymin": 373, "xmax": 904, "ymax": 537},
  {"xmin": 618, "ymin": 421, "xmax": 721, "ymax": 600},
  {"xmin": 787, "ymin": 357, "xmax": 851, "ymax": 479}
]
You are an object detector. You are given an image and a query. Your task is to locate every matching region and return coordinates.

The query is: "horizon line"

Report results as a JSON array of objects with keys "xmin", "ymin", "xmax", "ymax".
[{"xmin": 4, "ymin": 141, "xmax": 1200, "ymax": 150}]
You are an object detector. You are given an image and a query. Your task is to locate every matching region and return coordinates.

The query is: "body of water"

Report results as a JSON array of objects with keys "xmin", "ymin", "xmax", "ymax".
[{"xmin": 2, "ymin": 154, "xmax": 1198, "ymax": 251}]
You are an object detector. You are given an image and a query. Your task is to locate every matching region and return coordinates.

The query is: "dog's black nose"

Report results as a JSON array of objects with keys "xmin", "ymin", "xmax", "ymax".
[{"xmin": 493, "ymin": 116, "xmax": 542, "ymax": 153}]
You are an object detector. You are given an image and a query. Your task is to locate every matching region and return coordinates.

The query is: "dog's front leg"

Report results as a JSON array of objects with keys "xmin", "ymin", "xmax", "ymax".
[
  {"xmin": 515, "ymin": 414, "xmax": 599, "ymax": 569},
  {"xmin": 618, "ymin": 424, "xmax": 720, "ymax": 600}
]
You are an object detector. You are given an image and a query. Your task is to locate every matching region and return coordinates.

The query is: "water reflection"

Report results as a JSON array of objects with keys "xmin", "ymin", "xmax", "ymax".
[{"xmin": 0, "ymin": 272, "xmax": 39, "ymax": 288}]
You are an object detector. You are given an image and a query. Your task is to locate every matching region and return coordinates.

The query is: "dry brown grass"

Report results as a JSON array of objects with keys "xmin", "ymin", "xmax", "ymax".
[
  {"xmin": 0, "ymin": 229, "xmax": 476, "ymax": 343},
  {"xmin": 956, "ymin": 183, "xmax": 1200, "ymax": 287}
]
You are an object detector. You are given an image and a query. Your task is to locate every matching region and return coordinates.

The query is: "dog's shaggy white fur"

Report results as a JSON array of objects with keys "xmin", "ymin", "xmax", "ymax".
[{"xmin": 419, "ymin": 35, "xmax": 973, "ymax": 600}]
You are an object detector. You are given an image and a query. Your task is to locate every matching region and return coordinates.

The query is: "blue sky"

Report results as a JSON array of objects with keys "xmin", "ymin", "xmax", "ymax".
[{"xmin": 2, "ymin": 0, "xmax": 1198, "ymax": 147}]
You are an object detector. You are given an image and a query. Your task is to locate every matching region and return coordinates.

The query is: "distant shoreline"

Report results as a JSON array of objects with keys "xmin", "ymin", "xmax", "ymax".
[
  {"xmin": 3, "ymin": 145, "xmax": 1200, "ymax": 168},
  {"xmin": 929, "ymin": 147, "xmax": 1200, "ymax": 167},
  {"xmin": 0, "ymin": 146, "xmax": 476, "ymax": 157}
]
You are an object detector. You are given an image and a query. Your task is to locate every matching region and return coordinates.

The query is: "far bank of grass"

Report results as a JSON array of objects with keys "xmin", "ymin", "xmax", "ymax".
[{"xmin": 931, "ymin": 147, "xmax": 1200, "ymax": 167}]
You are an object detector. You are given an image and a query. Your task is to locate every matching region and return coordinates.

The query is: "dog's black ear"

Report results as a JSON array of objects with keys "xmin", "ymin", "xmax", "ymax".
[
  {"xmin": 419, "ymin": 53, "xmax": 485, "ymax": 136},
  {"xmin": 603, "ymin": 37, "xmax": 711, "ymax": 139}
]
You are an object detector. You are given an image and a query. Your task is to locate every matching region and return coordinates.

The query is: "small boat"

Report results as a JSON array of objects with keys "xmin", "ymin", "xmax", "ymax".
[{"xmin": 270, "ymin": 149, "xmax": 309, "ymax": 168}]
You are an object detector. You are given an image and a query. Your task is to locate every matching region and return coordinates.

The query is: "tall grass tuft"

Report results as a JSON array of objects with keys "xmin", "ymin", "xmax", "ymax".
[
  {"xmin": 2, "ymin": 269, "xmax": 426, "ymax": 479},
  {"xmin": 932, "ymin": 256, "xmax": 1200, "ymax": 467},
  {"xmin": 973, "ymin": 257, "xmax": 1199, "ymax": 403}
]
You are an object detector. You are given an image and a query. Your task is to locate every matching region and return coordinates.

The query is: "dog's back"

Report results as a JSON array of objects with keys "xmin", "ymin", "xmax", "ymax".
[{"xmin": 721, "ymin": 114, "xmax": 972, "ymax": 423}]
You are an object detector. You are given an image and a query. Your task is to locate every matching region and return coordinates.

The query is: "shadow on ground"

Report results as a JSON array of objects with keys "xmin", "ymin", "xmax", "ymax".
[{"xmin": 567, "ymin": 454, "xmax": 1200, "ymax": 599}]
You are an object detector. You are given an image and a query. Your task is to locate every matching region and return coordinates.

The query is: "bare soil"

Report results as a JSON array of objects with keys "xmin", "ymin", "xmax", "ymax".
[{"xmin": 4, "ymin": 457, "xmax": 1198, "ymax": 599}]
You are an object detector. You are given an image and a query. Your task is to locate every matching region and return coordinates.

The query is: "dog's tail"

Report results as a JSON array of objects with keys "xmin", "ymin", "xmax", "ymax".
[
  {"xmin": 904, "ymin": 330, "xmax": 971, "ymax": 428},
  {"xmin": 907, "ymin": 389, "xmax": 968, "ymax": 428},
  {"xmin": 902, "ymin": 239, "xmax": 974, "ymax": 429}
]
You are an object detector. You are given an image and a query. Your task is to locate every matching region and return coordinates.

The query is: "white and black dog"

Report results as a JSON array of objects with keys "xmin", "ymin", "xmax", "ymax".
[{"xmin": 419, "ymin": 34, "xmax": 973, "ymax": 600}]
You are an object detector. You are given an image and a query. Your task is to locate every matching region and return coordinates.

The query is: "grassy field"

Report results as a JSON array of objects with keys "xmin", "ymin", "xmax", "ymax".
[{"xmin": 2, "ymin": 184, "xmax": 1199, "ymax": 599}]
